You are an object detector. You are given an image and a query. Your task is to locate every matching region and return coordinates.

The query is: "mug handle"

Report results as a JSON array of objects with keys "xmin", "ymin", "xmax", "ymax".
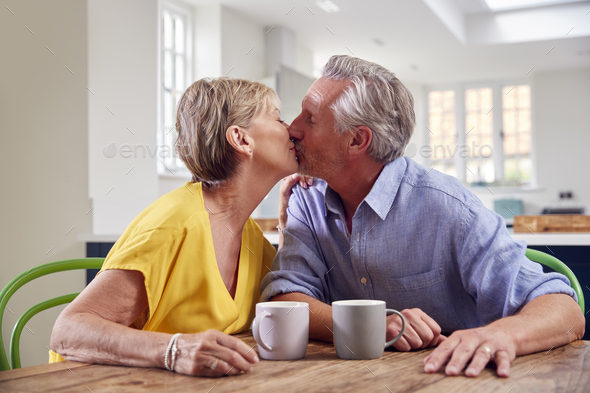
[
  {"xmin": 384, "ymin": 309, "xmax": 406, "ymax": 348},
  {"xmin": 252, "ymin": 311, "xmax": 273, "ymax": 351}
]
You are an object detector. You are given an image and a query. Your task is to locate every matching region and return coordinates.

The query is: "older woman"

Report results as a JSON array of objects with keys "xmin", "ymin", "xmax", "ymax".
[{"xmin": 50, "ymin": 77, "xmax": 304, "ymax": 377}]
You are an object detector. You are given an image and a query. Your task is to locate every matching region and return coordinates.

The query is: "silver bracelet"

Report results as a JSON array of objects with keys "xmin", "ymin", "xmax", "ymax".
[
  {"xmin": 164, "ymin": 333, "xmax": 182, "ymax": 371},
  {"xmin": 276, "ymin": 224, "xmax": 283, "ymax": 234}
]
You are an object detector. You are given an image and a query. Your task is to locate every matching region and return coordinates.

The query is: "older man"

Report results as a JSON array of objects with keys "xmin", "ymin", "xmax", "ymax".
[{"xmin": 261, "ymin": 55, "xmax": 584, "ymax": 378}]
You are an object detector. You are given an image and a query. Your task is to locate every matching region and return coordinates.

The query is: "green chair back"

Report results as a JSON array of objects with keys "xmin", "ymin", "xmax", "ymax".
[
  {"xmin": 526, "ymin": 249, "xmax": 585, "ymax": 313},
  {"xmin": 0, "ymin": 258, "xmax": 104, "ymax": 371}
]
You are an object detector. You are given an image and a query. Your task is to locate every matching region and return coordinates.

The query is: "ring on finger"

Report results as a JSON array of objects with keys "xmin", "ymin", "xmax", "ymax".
[
  {"xmin": 480, "ymin": 345, "xmax": 493, "ymax": 358},
  {"xmin": 210, "ymin": 357, "xmax": 219, "ymax": 371}
]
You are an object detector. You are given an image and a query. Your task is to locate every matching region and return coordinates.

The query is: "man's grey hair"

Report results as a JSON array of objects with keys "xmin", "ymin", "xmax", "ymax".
[{"xmin": 322, "ymin": 55, "xmax": 415, "ymax": 164}]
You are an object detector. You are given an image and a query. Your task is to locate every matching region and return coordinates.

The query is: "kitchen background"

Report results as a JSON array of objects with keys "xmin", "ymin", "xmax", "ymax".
[{"xmin": 1, "ymin": 0, "xmax": 589, "ymax": 367}]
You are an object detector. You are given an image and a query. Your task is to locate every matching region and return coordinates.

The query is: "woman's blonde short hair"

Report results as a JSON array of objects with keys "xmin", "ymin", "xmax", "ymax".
[{"xmin": 175, "ymin": 77, "xmax": 279, "ymax": 187}]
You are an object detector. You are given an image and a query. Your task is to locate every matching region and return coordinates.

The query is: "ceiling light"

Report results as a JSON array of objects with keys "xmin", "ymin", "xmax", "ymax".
[
  {"xmin": 483, "ymin": 0, "xmax": 585, "ymax": 11},
  {"xmin": 316, "ymin": 0, "xmax": 340, "ymax": 13}
]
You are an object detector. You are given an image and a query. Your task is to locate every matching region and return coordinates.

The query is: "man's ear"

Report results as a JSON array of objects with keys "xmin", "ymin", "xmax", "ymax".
[
  {"xmin": 348, "ymin": 126, "xmax": 372, "ymax": 156},
  {"xmin": 226, "ymin": 125, "xmax": 252, "ymax": 156}
]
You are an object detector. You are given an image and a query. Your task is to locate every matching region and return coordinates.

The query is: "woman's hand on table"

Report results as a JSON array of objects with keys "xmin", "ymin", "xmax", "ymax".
[
  {"xmin": 175, "ymin": 330, "xmax": 259, "ymax": 377},
  {"xmin": 279, "ymin": 174, "xmax": 313, "ymax": 230}
]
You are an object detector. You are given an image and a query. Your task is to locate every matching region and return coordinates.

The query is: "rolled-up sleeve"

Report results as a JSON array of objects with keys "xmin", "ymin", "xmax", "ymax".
[
  {"xmin": 260, "ymin": 188, "xmax": 331, "ymax": 303},
  {"xmin": 457, "ymin": 199, "xmax": 576, "ymax": 325}
]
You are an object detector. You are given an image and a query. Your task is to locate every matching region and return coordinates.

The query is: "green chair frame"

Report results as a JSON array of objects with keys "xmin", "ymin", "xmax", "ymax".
[
  {"xmin": 0, "ymin": 258, "xmax": 104, "ymax": 371},
  {"xmin": 526, "ymin": 249, "xmax": 585, "ymax": 313}
]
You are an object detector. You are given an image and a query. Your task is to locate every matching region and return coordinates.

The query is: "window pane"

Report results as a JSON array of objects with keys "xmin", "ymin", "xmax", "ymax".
[
  {"xmin": 504, "ymin": 158, "xmax": 516, "ymax": 182},
  {"xmin": 174, "ymin": 91, "xmax": 181, "ymax": 117},
  {"xmin": 429, "ymin": 90, "xmax": 456, "ymax": 177},
  {"xmin": 504, "ymin": 135, "xmax": 516, "ymax": 156},
  {"xmin": 518, "ymin": 109, "xmax": 531, "ymax": 132},
  {"xmin": 444, "ymin": 163, "xmax": 457, "ymax": 178},
  {"xmin": 433, "ymin": 162, "xmax": 457, "ymax": 179},
  {"xmin": 163, "ymin": 12, "xmax": 172, "ymax": 49},
  {"xmin": 502, "ymin": 84, "xmax": 531, "ymax": 164},
  {"xmin": 467, "ymin": 158, "xmax": 494, "ymax": 184},
  {"xmin": 517, "ymin": 85, "xmax": 530, "ymax": 108},
  {"xmin": 175, "ymin": 54, "xmax": 184, "ymax": 91},
  {"xmin": 519, "ymin": 157, "xmax": 532, "ymax": 182},
  {"xmin": 503, "ymin": 109, "xmax": 516, "ymax": 135},
  {"xmin": 428, "ymin": 90, "xmax": 455, "ymax": 143},
  {"xmin": 164, "ymin": 90, "xmax": 173, "ymax": 128},
  {"xmin": 503, "ymin": 86, "xmax": 515, "ymax": 108},
  {"xmin": 466, "ymin": 89, "xmax": 477, "ymax": 110},
  {"xmin": 164, "ymin": 51, "xmax": 173, "ymax": 89},
  {"xmin": 429, "ymin": 91, "xmax": 441, "ymax": 108},
  {"xmin": 465, "ymin": 88, "xmax": 493, "ymax": 162},
  {"xmin": 175, "ymin": 17, "xmax": 184, "ymax": 53},
  {"xmin": 482, "ymin": 159, "xmax": 494, "ymax": 183},
  {"xmin": 481, "ymin": 88, "xmax": 493, "ymax": 110}
]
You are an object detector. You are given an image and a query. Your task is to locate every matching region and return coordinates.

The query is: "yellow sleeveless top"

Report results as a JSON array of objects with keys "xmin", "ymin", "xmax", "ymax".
[{"xmin": 50, "ymin": 182, "xmax": 275, "ymax": 363}]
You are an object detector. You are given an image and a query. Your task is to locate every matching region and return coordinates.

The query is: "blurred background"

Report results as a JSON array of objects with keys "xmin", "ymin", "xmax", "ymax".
[{"xmin": 1, "ymin": 0, "xmax": 589, "ymax": 367}]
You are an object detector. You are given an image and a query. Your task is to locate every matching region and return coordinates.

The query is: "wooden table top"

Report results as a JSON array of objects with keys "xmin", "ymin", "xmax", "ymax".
[{"xmin": 1, "ymin": 333, "xmax": 588, "ymax": 393}]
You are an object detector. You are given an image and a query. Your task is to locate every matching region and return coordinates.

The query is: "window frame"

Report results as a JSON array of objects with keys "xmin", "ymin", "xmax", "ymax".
[
  {"xmin": 157, "ymin": 0, "xmax": 193, "ymax": 178},
  {"xmin": 425, "ymin": 79, "xmax": 536, "ymax": 188}
]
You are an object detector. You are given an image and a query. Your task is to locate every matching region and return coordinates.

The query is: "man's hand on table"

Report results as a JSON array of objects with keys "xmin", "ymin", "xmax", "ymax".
[
  {"xmin": 386, "ymin": 308, "xmax": 446, "ymax": 351},
  {"xmin": 423, "ymin": 326, "xmax": 516, "ymax": 378}
]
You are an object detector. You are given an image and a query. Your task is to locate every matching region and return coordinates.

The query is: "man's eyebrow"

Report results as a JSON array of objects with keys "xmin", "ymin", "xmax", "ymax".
[{"xmin": 301, "ymin": 98, "xmax": 316, "ymax": 114}]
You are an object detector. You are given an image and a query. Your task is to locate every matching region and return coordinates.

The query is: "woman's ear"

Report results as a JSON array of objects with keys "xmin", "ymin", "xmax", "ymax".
[
  {"xmin": 348, "ymin": 125, "xmax": 372, "ymax": 156},
  {"xmin": 226, "ymin": 125, "xmax": 252, "ymax": 157}
]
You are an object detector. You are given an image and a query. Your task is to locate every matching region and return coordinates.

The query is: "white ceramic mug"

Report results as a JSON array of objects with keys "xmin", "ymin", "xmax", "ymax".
[
  {"xmin": 332, "ymin": 299, "xmax": 406, "ymax": 360},
  {"xmin": 252, "ymin": 301, "xmax": 309, "ymax": 360}
]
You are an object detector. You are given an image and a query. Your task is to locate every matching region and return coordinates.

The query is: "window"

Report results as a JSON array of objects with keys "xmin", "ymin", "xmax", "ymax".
[
  {"xmin": 427, "ymin": 83, "xmax": 533, "ymax": 187},
  {"xmin": 158, "ymin": 1, "xmax": 192, "ymax": 176},
  {"xmin": 502, "ymin": 85, "xmax": 532, "ymax": 183},
  {"xmin": 429, "ymin": 91, "xmax": 457, "ymax": 178},
  {"xmin": 465, "ymin": 87, "xmax": 494, "ymax": 184}
]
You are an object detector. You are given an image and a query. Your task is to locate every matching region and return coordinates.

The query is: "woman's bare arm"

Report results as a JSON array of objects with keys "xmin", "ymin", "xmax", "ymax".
[
  {"xmin": 51, "ymin": 269, "xmax": 258, "ymax": 376},
  {"xmin": 278, "ymin": 174, "xmax": 313, "ymax": 249}
]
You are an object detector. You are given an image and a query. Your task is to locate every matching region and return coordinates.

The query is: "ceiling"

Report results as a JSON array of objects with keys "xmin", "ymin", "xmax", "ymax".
[{"xmin": 184, "ymin": 0, "xmax": 590, "ymax": 84}]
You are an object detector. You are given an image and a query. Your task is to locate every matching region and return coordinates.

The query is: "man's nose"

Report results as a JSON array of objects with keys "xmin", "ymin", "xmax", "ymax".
[{"xmin": 288, "ymin": 114, "xmax": 303, "ymax": 140}]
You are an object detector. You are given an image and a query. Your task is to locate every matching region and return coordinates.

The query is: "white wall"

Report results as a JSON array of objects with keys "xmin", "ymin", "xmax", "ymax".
[
  {"xmin": 296, "ymin": 45, "xmax": 315, "ymax": 79},
  {"xmin": 88, "ymin": 0, "xmax": 159, "ymax": 234},
  {"xmin": 0, "ymin": 0, "xmax": 90, "ymax": 367},
  {"xmin": 221, "ymin": 6, "xmax": 265, "ymax": 81},
  {"xmin": 193, "ymin": 5, "xmax": 222, "ymax": 80}
]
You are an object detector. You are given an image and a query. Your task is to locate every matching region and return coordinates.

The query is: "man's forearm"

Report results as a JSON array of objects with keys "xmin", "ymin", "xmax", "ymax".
[
  {"xmin": 270, "ymin": 293, "xmax": 334, "ymax": 342},
  {"xmin": 491, "ymin": 293, "xmax": 584, "ymax": 355}
]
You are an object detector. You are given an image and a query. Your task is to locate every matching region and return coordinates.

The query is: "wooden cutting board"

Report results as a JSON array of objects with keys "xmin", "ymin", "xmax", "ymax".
[{"xmin": 513, "ymin": 215, "xmax": 590, "ymax": 233}]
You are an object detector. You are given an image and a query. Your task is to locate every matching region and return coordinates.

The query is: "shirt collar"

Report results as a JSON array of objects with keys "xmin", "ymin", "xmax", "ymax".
[
  {"xmin": 322, "ymin": 157, "xmax": 408, "ymax": 220},
  {"xmin": 323, "ymin": 184, "xmax": 344, "ymax": 217},
  {"xmin": 364, "ymin": 157, "xmax": 407, "ymax": 220}
]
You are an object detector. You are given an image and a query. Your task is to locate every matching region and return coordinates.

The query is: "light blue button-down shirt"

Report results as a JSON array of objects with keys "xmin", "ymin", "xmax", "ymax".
[{"xmin": 260, "ymin": 157, "xmax": 576, "ymax": 334}]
